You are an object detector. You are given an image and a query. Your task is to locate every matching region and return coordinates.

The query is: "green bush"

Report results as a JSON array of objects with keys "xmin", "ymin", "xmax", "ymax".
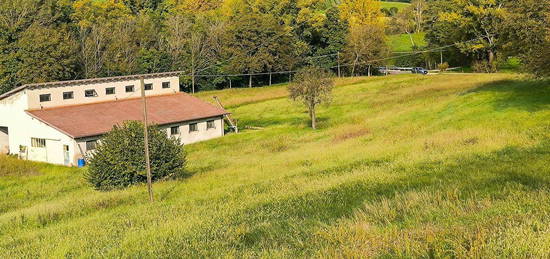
[
  {"xmin": 438, "ymin": 62, "xmax": 449, "ymax": 72},
  {"xmin": 87, "ymin": 121, "xmax": 186, "ymax": 190}
]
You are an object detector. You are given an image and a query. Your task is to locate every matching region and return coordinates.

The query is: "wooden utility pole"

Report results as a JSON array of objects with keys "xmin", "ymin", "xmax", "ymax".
[
  {"xmin": 269, "ymin": 72, "xmax": 272, "ymax": 86},
  {"xmin": 337, "ymin": 52, "xmax": 341, "ymax": 78},
  {"xmin": 229, "ymin": 78, "xmax": 232, "ymax": 89},
  {"xmin": 140, "ymin": 78, "xmax": 154, "ymax": 202},
  {"xmin": 440, "ymin": 50, "xmax": 443, "ymax": 65}
]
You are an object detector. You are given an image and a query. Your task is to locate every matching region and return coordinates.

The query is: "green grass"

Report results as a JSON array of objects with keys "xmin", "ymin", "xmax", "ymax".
[
  {"xmin": 389, "ymin": 32, "xmax": 427, "ymax": 52},
  {"xmin": 1, "ymin": 74, "xmax": 550, "ymax": 257},
  {"xmin": 381, "ymin": 1, "xmax": 410, "ymax": 10}
]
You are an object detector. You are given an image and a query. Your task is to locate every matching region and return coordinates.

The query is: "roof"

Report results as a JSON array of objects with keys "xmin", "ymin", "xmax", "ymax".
[
  {"xmin": 0, "ymin": 71, "xmax": 183, "ymax": 101},
  {"xmin": 26, "ymin": 93, "xmax": 228, "ymax": 139}
]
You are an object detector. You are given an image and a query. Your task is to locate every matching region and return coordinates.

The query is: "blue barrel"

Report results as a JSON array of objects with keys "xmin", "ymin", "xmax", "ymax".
[{"xmin": 77, "ymin": 159, "xmax": 86, "ymax": 168}]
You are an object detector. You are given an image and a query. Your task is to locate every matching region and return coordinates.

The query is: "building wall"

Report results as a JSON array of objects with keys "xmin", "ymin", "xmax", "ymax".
[
  {"xmin": 0, "ymin": 127, "xmax": 8, "ymax": 154},
  {"xmin": 0, "ymin": 92, "xmax": 77, "ymax": 165},
  {"xmin": 27, "ymin": 76, "xmax": 179, "ymax": 110},
  {"xmin": 163, "ymin": 117, "xmax": 225, "ymax": 145}
]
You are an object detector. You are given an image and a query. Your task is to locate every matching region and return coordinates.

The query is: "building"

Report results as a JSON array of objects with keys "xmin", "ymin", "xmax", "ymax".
[{"xmin": 0, "ymin": 72, "xmax": 228, "ymax": 166}]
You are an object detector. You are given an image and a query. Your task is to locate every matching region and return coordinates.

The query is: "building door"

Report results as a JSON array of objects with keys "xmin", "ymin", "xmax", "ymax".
[
  {"xmin": 29, "ymin": 138, "xmax": 47, "ymax": 162},
  {"xmin": 63, "ymin": 145, "xmax": 70, "ymax": 166}
]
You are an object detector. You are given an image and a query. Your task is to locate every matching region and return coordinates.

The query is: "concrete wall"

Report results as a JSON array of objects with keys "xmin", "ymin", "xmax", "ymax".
[
  {"xmin": 0, "ymin": 92, "xmax": 77, "ymax": 165},
  {"xmin": 27, "ymin": 76, "xmax": 179, "ymax": 110}
]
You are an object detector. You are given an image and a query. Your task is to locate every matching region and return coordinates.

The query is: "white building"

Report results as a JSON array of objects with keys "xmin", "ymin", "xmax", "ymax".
[{"xmin": 0, "ymin": 72, "xmax": 228, "ymax": 166}]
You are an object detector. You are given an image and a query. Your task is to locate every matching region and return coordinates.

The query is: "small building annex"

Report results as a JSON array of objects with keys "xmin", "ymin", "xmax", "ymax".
[{"xmin": 0, "ymin": 72, "xmax": 228, "ymax": 166}]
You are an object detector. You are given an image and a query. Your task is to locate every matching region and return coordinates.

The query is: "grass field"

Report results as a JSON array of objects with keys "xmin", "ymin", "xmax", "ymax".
[
  {"xmin": 1, "ymin": 73, "xmax": 550, "ymax": 257},
  {"xmin": 389, "ymin": 32, "xmax": 427, "ymax": 52},
  {"xmin": 381, "ymin": 1, "xmax": 410, "ymax": 10}
]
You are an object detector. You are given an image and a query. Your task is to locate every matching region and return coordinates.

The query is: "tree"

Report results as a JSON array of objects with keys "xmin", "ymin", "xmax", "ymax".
[
  {"xmin": 288, "ymin": 67, "xmax": 334, "ymax": 129},
  {"xmin": 500, "ymin": 0, "xmax": 550, "ymax": 77},
  {"xmin": 87, "ymin": 121, "xmax": 186, "ymax": 191},
  {"xmin": 344, "ymin": 22, "xmax": 389, "ymax": 76},
  {"xmin": 224, "ymin": 9, "xmax": 298, "ymax": 87},
  {"xmin": 425, "ymin": 0, "xmax": 506, "ymax": 72},
  {"xmin": 164, "ymin": 10, "xmax": 224, "ymax": 93}
]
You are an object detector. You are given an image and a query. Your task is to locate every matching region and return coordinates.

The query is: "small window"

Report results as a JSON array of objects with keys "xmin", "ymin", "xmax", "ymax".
[
  {"xmin": 85, "ymin": 89, "xmax": 97, "ymax": 97},
  {"xmin": 189, "ymin": 123, "xmax": 198, "ymax": 132},
  {"xmin": 144, "ymin": 83, "xmax": 153, "ymax": 91},
  {"xmin": 86, "ymin": 140, "xmax": 97, "ymax": 151},
  {"xmin": 63, "ymin": 91, "xmax": 74, "ymax": 100},
  {"xmin": 207, "ymin": 120, "xmax": 216, "ymax": 129},
  {"xmin": 162, "ymin": 82, "xmax": 170, "ymax": 89},
  {"xmin": 125, "ymin": 85, "xmax": 135, "ymax": 92},
  {"xmin": 31, "ymin": 138, "xmax": 46, "ymax": 148},
  {"xmin": 39, "ymin": 94, "xmax": 51, "ymax": 102},
  {"xmin": 170, "ymin": 126, "xmax": 180, "ymax": 136},
  {"xmin": 105, "ymin": 87, "xmax": 115, "ymax": 95}
]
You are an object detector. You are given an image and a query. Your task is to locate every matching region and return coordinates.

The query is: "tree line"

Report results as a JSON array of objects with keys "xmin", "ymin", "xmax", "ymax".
[{"xmin": 0, "ymin": 0, "xmax": 547, "ymax": 95}]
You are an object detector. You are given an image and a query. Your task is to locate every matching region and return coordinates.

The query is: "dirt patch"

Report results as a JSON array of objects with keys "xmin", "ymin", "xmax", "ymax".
[{"xmin": 333, "ymin": 128, "xmax": 370, "ymax": 143}]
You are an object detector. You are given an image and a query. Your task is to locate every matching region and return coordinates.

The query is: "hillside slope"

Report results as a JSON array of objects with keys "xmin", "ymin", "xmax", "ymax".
[{"xmin": 1, "ymin": 74, "xmax": 549, "ymax": 257}]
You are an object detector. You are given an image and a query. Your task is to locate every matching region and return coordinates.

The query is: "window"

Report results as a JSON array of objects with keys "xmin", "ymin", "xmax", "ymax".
[
  {"xmin": 144, "ymin": 83, "xmax": 153, "ymax": 91},
  {"xmin": 39, "ymin": 94, "xmax": 51, "ymax": 102},
  {"xmin": 207, "ymin": 120, "xmax": 216, "ymax": 129},
  {"xmin": 126, "ymin": 85, "xmax": 135, "ymax": 92},
  {"xmin": 63, "ymin": 91, "xmax": 74, "ymax": 100},
  {"xmin": 85, "ymin": 89, "xmax": 97, "ymax": 97},
  {"xmin": 189, "ymin": 123, "xmax": 198, "ymax": 132},
  {"xmin": 162, "ymin": 82, "xmax": 170, "ymax": 89},
  {"xmin": 86, "ymin": 140, "xmax": 97, "ymax": 151},
  {"xmin": 106, "ymin": 87, "xmax": 115, "ymax": 95},
  {"xmin": 170, "ymin": 126, "xmax": 180, "ymax": 136},
  {"xmin": 31, "ymin": 138, "xmax": 46, "ymax": 148}
]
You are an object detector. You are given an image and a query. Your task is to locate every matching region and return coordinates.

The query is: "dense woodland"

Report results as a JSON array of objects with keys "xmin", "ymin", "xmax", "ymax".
[{"xmin": 0, "ymin": 0, "xmax": 548, "ymax": 94}]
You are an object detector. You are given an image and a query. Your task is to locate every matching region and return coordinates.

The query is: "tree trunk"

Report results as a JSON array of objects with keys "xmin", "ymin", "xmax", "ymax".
[
  {"xmin": 249, "ymin": 75, "xmax": 252, "ymax": 88},
  {"xmin": 488, "ymin": 49, "xmax": 496, "ymax": 73},
  {"xmin": 192, "ymin": 73, "xmax": 196, "ymax": 94},
  {"xmin": 269, "ymin": 72, "xmax": 272, "ymax": 86},
  {"xmin": 368, "ymin": 65, "xmax": 371, "ymax": 77},
  {"xmin": 229, "ymin": 78, "xmax": 232, "ymax": 89},
  {"xmin": 310, "ymin": 106, "xmax": 316, "ymax": 130}
]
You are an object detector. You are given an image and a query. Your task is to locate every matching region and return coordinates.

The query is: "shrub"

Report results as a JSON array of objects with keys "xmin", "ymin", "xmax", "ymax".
[
  {"xmin": 472, "ymin": 60, "xmax": 497, "ymax": 73},
  {"xmin": 438, "ymin": 62, "xmax": 449, "ymax": 72},
  {"xmin": 87, "ymin": 121, "xmax": 186, "ymax": 190}
]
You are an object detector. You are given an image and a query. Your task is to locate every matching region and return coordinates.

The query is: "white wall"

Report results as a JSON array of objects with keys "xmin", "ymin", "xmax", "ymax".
[
  {"xmin": 163, "ymin": 117, "xmax": 225, "ymax": 145},
  {"xmin": 27, "ymin": 76, "xmax": 179, "ymax": 110},
  {"xmin": 0, "ymin": 127, "xmax": 8, "ymax": 154},
  {"xmin": 0, "ymin": 92, "xmax": 77, "ymax": 165}
]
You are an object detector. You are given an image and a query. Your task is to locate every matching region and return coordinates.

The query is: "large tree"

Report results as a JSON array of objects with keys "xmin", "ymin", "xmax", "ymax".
[
  {"xmin": 500, "ymin": 0, "xmax": 550, "ymax": 77},
  {"xmin": 425, "ymin": 0, "xmax": 506, "ymax": 72}
]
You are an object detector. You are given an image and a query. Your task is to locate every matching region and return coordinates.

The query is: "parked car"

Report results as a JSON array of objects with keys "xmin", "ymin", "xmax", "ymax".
[{"xmin": 411, "ymin": 67, "xmax": 429, "ymax": 75}]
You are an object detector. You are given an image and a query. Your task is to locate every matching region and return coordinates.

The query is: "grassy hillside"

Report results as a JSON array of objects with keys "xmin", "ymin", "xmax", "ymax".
[
  {"xmin": 389, "ymin": 32, "xmax": 427, "ymax": 52},
  {"xmin": 2, "ymin": 74, "xmax": 550, "ymax": 257},
  {"xmin": 381, "ymin": 1, "xmax": 410, "ymax": 10}
]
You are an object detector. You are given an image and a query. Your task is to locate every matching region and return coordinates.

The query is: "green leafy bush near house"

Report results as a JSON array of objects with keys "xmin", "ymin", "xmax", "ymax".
[{"xmin": 86, "ymin": 121, "xmax": 186, "ymax": 190}]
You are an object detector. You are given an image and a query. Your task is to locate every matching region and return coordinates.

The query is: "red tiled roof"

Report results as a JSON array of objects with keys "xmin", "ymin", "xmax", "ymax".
[{"xmin": 27, "ymin": 93, "xmax": 228, "ymax": 138}]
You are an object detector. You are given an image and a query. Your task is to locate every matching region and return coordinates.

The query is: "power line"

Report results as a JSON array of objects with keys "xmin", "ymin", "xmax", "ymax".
[{"xmin": 171, "ymin": 37, "xmax": 482, "ymax": 79}]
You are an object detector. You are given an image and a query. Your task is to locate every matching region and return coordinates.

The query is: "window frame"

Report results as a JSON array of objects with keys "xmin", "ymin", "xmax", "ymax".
[
  {"xmin": 170, "ymin": 126, "xmax": 180, "ymax": 136},
  {"xmin": 144, "ymin": 83, "xmax": 153, "ymax": 91},
  {"xmin": 31, "ymin": 138, "xmax": 46, "ymax": 148},
  {"xmin": 63, "ymin": 91, "xmax": 74, "ymax": 100},
  {"xmin": 207, "ymin": 120, "xmax": 216, "ymax": 130},
  {"xmin": 105, "ymin": 87, "xmax": 116, "ymax": 95},
  {"xmin": 39, "ymin": 94, "xmax": 51, "ymax": 102},
  {"xmin": 162, "ymin": 82, "xmax": 170, "ymax": 89},
  {"xmin": 125, "ymin": 85, "xmax": 135, "ymax": 93},
  {"xmin": 86, "ymin": 140, "xmax": 97, "ymax": 151},
  {"xmin": 84, "ymin": 89, "xmax": 97, "ymax": 98},
  {"xmin": 189, "ymin": 123, "xmax": 198, "ymax": 133}
]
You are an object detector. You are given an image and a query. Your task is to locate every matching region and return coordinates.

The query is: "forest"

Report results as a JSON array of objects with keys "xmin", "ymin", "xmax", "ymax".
[{"xmin": 0, "ymin": 0, "xmax": 548, "ymax": 94}]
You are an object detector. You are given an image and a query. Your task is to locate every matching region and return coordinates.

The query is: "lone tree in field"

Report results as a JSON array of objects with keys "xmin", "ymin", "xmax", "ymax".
[
  {"xmin": 288, "ymin": 67, "xmax": 334, "ymax": 130},
  {"xmin": 87, "ymin": 121, "xmax": 186, "ymax": 190}
]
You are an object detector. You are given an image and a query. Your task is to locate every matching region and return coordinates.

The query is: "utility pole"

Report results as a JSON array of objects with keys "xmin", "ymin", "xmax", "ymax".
[
  {"xmin": 440, "ymin": 50, "xmax": 443, "ymax": 65},
  {"xmin": 140, "ymin": 78, "xmax": 154, "ymax": 203},
  {"xmin": 337, "ymin": 52, "xmax": 341, "ymax": 78},
  {"xmin": 229, "ymin": 78, "xmax": 232, "ymax": 89},
  {"xmin": 269, "ymin": 72, "xmax": 272, "ymax": 86}
]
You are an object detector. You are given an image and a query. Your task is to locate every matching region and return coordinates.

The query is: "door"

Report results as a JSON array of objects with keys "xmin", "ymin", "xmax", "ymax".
[
  {"xmin": 29, "ymin": 138, "xmax": 47, "ymax": 162},
  {"xmin": 63, "ymin": 145, "xmax": 70, "ymax": 166}
]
